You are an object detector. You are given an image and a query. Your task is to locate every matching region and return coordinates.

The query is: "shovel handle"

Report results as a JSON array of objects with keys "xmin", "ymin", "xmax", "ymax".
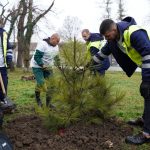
[{"xmin": 0, "ymin": 72, "xmax": 6, "ymax": 95}]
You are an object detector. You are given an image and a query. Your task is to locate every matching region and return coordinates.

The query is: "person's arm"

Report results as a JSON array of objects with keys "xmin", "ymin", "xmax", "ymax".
[
  {"xmin": 92, "ymin": 42, "xmax": 111, "ymax": 63},
  {"xmin": 34, "ymin": 41, "xmax": 45, "ymax": 67},
  {"xmin": 130, "ymin": 30, "xmax": 150, "ymax": 81},
  {"xmin": 34, "ymin": 50, "xmax": 44, "ymax": 67},
  {"xmin": 6, "ymin": 33, "xmax": 13, "ymax": 66},
  {"xmin": 90, "ymin": 46, "xmax": 99, "ymax": 56}
]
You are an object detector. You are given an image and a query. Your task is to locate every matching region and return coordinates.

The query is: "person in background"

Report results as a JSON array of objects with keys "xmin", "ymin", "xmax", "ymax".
[
  {"xmin": 30, "ymin": 33, "xmax": 60, "ymax": 107},
  {"xmin": 81, "ymin": 29, "xmax": 110, "ymax": 75},
  {"xmin": 93, "ymin": 16, "xmax": 150, "ymax": 145},
  {"xmin": 0, "ymin": 27, "xmax": 13, "ymax": 103},
  {"xmin": 0, "ymin": 25, "xmax": 13, "ymax": 128}
]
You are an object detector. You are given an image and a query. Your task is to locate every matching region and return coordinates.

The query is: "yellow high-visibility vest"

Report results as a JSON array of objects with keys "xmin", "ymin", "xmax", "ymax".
[
  {"xmin": 123, "ymin": 25, "xmax": 150, "ymax": 67},
  {"xmin": 2, "ymin": 31, "xmax": 7, "ymax": 65},
  {"xmin": 86, "ymin": 41, "xmax": 105, "ymax": 61}
]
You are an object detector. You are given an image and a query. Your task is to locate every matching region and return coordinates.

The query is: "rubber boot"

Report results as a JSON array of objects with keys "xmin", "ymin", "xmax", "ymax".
[
  {"xmin": 35, "ymin": 91, "xmax": 43, "ymax": 107},
  {"xmin": 46, "ymin": 93, "xmax": 55, "ymax": 108}
]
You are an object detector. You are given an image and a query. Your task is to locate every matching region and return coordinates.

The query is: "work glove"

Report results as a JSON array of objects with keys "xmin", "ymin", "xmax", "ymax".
[
  {"xmin": 86, "ymin": 59, "xmax": 101, "ymax": 70},
  {"xmin": 41, "ymin": 65, "xmax": 49, "ymax": 71},
  {"xmin": 6, "ymin": 62, "xmax": 11, "ymax": 69},
  {"xmin": 85, "ymin": 59, "xmax": 94, "ymax": 69},
  {"xmin": 6, "ymin": 56, "xmax": 12, "ymax": 69}
]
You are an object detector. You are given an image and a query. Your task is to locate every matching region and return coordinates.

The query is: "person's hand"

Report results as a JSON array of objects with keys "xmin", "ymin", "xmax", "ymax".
[
  {"xmin": 85, "ymin": 59, "xmax": 94, "ymax": 68},
  {"xmin": 6, "ymin": 61, "xmax": 12, "ymax": 69},
  {"xmin": 42, "ymin": 65, "xmax": 49, "ymax": 71},
  {"xmin": 6, "ymin": 57, "xmax": 12, "ymax": 69}
]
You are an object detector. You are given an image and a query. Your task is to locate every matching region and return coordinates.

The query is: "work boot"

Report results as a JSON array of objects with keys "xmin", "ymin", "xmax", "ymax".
[
  {"xmin": 35, "ymin": 91, "xmax": 43, "ymax": 107},
  {"xmin": 46, "ymin": 94, "xmax": 55, "ymax": 109},
  {"xmin": 125, "ymin": 132, "xmax": 150, "ymax": 145},
  {"xmin": 127, "ymin": 117, "xmax": 144, "ymax": 127}
]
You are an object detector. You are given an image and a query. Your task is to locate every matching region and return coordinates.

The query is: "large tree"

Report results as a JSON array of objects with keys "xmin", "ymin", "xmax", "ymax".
[
  {"xmin": 16, "ymin": 0, "xmax": 55, "ymax": 69},
  {"xmin": 0, "ymin": 1, "xmax": 21, "ymax": 39},
  {"xmin": 1, "ymin": 0, "xmax": 55, "ymax": 69}
]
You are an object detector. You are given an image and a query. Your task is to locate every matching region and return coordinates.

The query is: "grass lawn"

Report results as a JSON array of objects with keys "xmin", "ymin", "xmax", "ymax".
[
  {"xmin": 6, "ymin": 69, "xmax": 150, "ymax": 149},
  {"xmin": 106, "ymin": 71, "xmax": 143, "ymax": 121}
]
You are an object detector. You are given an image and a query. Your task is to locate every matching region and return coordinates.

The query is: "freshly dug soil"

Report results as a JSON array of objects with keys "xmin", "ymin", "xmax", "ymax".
[{"xmin": 4, "ymin": 115, "xmax": 133, "ymax": 150}]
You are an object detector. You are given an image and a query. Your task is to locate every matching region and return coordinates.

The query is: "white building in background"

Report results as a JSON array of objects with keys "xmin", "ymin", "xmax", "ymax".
[{"xmin": 12, "ymin": 42, "xmax": 37, "ymax": 64}]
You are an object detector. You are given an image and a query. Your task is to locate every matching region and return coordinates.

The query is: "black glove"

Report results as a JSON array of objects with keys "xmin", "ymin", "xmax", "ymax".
[
  {"xmin": 85, "ymin": 59, "xmax": 94, "ymax": 68},
  {"xmin": 6, "ymin": 62, "xmax": 11, "ymax": 69},
  {"xmin": 85, "ymin": 62, "xmax": 90, "ymax": 68},
  {"xmin": 40, "ymin": 64, "xmax": 48, "ymax": 71},
  {"xmin": 89, "ymin": 59, "xmax": 102, "ymax": 70}
]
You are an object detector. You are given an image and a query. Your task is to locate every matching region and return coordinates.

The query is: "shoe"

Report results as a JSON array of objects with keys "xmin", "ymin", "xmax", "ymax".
[
  {"xmin": 49, "ymin": 104, "xmax": 55, "ymax": 109},
  {"xmin": 46, "ymin": 94, "xmax": 55, "ymax": 109},
  {"xmin": 37, "ymin": 101, "xmax": 43, "ymax": 107},
  {"xmin": 35, "ymin": 91, "xmax": 43, "ymax": 107},
  {"xmin": 125, "ymin": 132, "xmax": 150, "ymax": 145},
  {"xmin": 127, "ymin": 117, "xmax": 144, "ymax": 127}
]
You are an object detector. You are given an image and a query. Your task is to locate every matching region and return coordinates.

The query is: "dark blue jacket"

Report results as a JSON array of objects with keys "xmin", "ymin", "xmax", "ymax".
[{"xmin": 96, "ymin": 17, "xmax": 150, "ymax": 81}]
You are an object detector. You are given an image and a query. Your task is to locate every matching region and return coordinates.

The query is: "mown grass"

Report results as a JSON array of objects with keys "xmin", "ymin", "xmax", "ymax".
[
  {"xmin": 106, "ymin": 71, "xmax": 143, "ymax": 121},
  {"xmin": 6, "ymin": 69, "xmax": 150, "ymax": 149}
]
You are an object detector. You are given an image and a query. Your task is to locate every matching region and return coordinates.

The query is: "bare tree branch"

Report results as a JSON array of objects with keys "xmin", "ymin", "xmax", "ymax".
[{"xmin": 32, "ymin": 0, "xmax": 55, "ymax": 26}]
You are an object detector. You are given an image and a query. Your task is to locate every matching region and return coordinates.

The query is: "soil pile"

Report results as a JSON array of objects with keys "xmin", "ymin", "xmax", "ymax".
[{"xmin": 4, "ymin": 115, "xmax": 133, "ymax": 150}]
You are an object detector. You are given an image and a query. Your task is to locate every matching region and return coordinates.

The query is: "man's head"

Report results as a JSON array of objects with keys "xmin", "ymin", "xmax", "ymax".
[
  {"xmin": 49, "ymin": 33, "xmax": 60, "ymax": 46},
  {"xmin": 99, "ymin": 19, "xmax": 119, "ymax": 41},
  {"xmin": 81, "ymin": 29, "xmax": 91, "ymax": 41}
]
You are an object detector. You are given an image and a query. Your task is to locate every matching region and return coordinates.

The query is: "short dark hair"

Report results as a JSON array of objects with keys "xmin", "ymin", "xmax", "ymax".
[{"xmin": 99, "ymin": 19, "xmax": 115, "ymax": 35}]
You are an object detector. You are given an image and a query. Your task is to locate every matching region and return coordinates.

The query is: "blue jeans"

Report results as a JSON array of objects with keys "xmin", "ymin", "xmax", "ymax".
[{"xmin": 0, "ymin": 67, "xmax": 8, "ymax": 101}]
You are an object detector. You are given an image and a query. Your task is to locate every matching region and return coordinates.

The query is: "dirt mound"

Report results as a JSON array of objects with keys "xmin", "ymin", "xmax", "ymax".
[{"xmin": 4, "ymin": 115, "xmax": 133, "ymax": 150}]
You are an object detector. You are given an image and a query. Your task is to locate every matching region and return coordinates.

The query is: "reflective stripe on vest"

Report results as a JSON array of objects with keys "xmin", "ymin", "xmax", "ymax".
[
  {"xmin": 3, "ymin": 32, "xmax": 7, "ymax": 66},
  {"xmin": 123, "ymin": 25, "xmax": 150, "ymax": 67}
]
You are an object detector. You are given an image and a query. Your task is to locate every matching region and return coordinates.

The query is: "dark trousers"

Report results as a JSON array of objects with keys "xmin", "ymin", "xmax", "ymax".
[
  {"xmin": 140, "ymin": 81, "xmax": 150, "ymax": 134},
  {"xmin": 32, "ymin": 67, "xmax": 53, "ymax": 93},
  {"xmin": 0, "ymin": 67, "xmax": 8, "ymax": 101}
]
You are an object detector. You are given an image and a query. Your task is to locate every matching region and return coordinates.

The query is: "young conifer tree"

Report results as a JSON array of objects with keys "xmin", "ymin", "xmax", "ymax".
[{"xmin": 37, "ymin": 37, "xmax": 124, "ymax": 131}]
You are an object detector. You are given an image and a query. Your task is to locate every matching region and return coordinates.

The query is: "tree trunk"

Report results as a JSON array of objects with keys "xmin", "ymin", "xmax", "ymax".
[
  {"xmin": 16, "ymin": 47, "xmax": 23, "ymax": 68},
  {"xmin": 23, "ymin": 42, "xmax": 30, "ymax": 71}
]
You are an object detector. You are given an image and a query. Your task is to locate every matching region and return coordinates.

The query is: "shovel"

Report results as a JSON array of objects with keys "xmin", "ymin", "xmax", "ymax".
[{"xmin": 0, "ymin": 72, "xmax": 16, "ymax": 113}]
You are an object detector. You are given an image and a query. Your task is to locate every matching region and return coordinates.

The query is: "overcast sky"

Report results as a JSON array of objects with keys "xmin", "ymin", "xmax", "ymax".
[
  {"xmin": 37, "ymin": 0, "xmax": 150, "ymax": 41},
  {"xmin": 1, "ymin": 0, "xmax": 150, "ymax": 41}
]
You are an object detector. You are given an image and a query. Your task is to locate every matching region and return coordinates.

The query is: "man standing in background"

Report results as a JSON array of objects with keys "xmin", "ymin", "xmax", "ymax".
[
  {"xmin": 0, "ymin": 24, "xmax": 13, "ymax": 127},
  {"xmin": 0, "ymin": 26, "xmax": 13, "ymax": 104},
  {"xmin": 30, "ymin": 33, "xmax": 60, "ymax": 107}
]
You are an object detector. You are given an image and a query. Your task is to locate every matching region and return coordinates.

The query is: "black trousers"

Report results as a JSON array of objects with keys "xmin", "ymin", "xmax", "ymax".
[
  {"xmin": 0, "ymin": 67, "xmax": 8, "ymax": 101},
  {"xmin": 140, "ymin": 81, "xmax": 150, "ymax": 134}
]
